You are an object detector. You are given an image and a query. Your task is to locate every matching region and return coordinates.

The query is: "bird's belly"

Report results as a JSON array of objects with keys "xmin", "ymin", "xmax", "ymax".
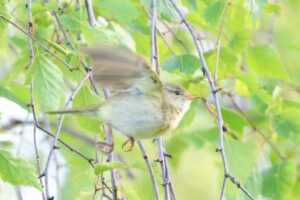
[{"xmin": 99, "ymin": 95, "xmax": 166, "ymax": 139}]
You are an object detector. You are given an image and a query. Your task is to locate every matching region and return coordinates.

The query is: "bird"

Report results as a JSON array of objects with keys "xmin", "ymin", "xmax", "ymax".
[{"xmin": 49, "ymin": 46, "xmax": 199, "ymax": 151}]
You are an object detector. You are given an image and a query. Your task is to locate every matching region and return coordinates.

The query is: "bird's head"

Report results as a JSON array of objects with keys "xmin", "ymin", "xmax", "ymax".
[{"xmin": 163, "ymin": 83, "xmax": 199, "ymax": 114}]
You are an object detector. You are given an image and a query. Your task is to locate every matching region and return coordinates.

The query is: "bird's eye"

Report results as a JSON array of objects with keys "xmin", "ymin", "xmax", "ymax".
[{"xmin": 175, "ymin": 90, "xmax": 181, "ymax": 95}]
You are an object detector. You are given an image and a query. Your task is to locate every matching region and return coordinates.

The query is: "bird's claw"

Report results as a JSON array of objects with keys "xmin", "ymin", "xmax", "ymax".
[{"xmin": 122, "ymin": 137, "xmax": 135, "ymax": 152}]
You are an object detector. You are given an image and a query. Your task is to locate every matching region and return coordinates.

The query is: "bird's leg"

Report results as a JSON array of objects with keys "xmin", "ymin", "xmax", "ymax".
[
  {"xmin": 122, "ymin": 137, "xmax": 135, "ymax": 152},
  {"xmin": 97, "ymin": 141, "xmax": 114, "ymax": 154}
]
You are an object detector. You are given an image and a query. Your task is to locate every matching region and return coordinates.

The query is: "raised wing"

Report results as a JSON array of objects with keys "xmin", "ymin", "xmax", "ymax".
[{"xmin": 81, "ymin": 46, "xmax": 162, "ymax": 97}]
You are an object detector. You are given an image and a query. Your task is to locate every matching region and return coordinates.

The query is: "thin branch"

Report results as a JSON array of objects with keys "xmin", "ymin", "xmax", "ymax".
[
  {"xmin": 29, "ymin": 83, "xmax": 46, "ymax": 200},
  {"xmin": 149, "ymin": 0, "xmax": 175, "ymax": 199},
  {"xmin": 169, "ymin": 1, "xmax": 253, "ymax": 199},
  {"xmin": 42, "ymin": 71, "xmax": 92, "ymax": 200},
  {"xmin": 150, "ymin": 0, "xmax": 159, "ymax": 73},
  {"xmin": 26, "ymin": 0, "xmax": 34, "ymax": 68},
  {"xmin": 83, "ymin": 1, "xmax": 118, "ymax": 198},
  {"xmin": 51, "ymin": 11, "xmax": 99, "ymax": 95},
  {"xmin": 214, "ymin": 1, "xmax": 230, "ymax": 80},
  {"xmin": 137, "ymin": 141, "xmax": 160, "ymax": 200},
  {"xmin": 103, "ymin": 89, "xmax": 118, "ymax": 200},
  {"xmin": 84, "ymin": 0, "xmax": 96, "ymax": 27},
  {"xmin": 224, "ymin": 92, "xmax": 286, "ymax": 160},
  {"xmin": 0, "ymin": 15, "xmax": 76, "ymax": 71},
  {"xmin": 157, "ymin": 139, "xmax": 170, "ymax": 200}
]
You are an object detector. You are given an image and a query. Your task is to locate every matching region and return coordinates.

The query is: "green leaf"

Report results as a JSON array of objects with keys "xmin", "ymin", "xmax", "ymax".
[
  {"xmin": 162, "ymin": 54, "xmax": 200, "ymax": 74},
  {"xmin": 73, "ymin": 85, "xmax": 102, "ymax": 133},
  {"xmin": 225, "ymin": 139, "xmax": 258, "ymax": 182},
  {"xmin": 204, "ymin": 0, "xmax": 226, "ymax": 24},
  {"xmin": 262, "ymin": 160, "xmax": 297, "ymax": 200},
  {"xmin": 272, "ymin": 109, "xmax": 300, "ymax": 137},
  {"xmin": 96, "ymin": 0, "xmax": 140, "ymax": 23},
  {"xmin": 0, "ymin": 149, "xmax": 41, "ymax": 190},
  {"xmin": 30, "ymin": 55, "xmax": 64, "ymax": 110},
  {"xmin": 94, "ymin": 161, "xmax": 124, "ymax": 175},
  {"xmin": 246, "ymin": 45, "xmax": 287, "ymax": 79},
  {"xmin": 140, "ymin": 0, "xmax": 178, "ymax": 22},
  {"xmin": 222, "ymin": 107, "xmax": 248, "ymax": 134},
  {"xmin": 0, "ymin": 86, "xmax": 28, "ymax": 108},
  {"xmin": 229, "ymin": 31, "xmax": 250, "ymax": 53}
]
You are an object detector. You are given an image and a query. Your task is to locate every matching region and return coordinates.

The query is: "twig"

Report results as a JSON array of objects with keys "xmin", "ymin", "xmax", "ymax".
[
  {"xmin": 84, "ymin": 0, "xmax": 96, "ymax": 27},
  {"xmin": 103, "ymin": 89, "xmax": 118, "ymax": 200},
  {"xmin": 83, "ymin": 1, "xmax": 118, "ymax": 198},
  {"xmin": 150, "ymin": 0, "xmax": 159, "ymax": 74},
  {"xmin": 0, "ymin": 15, "xmax": 75, "ymax": 71},
  {"xmin": 149, "ymin": 0, "xmax": 175, "ymax": 199},
  {"xmin": 53, "ymin": 153, "xmax": 61, "ymax": 200},
  {"xmin": 29, "ymin": 83, "xmax": 46, "ymax": 200},
  {"xmin": 26, "ymin": 0, "xmax": 34, "ymax": 68},
  {"xmin": 137, "ymin": 141, "xmax": 160, "ymax": 200},
  {"xmin": 51, "ymin": 11, "xmax": 99, "ymax": 95},
  {"xmin": 42, "ymin": 71, "xmax": 92, "ymax": 200},
  {"xmin": 224, "ymin": 92, "xmax": 286, "ymax": 160},
  {"xmin": 169, "ymin": 1, "xmax": 253, "ymax": 199},
  {"xmin": 214, "ymin": 0, "xmax": 230, "ymax": 80}
]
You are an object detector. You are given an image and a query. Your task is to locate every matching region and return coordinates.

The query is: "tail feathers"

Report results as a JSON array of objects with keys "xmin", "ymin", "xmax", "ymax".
[{"xmin": 48, "ymin": 104, "xmax": 100, "ymax": 114}]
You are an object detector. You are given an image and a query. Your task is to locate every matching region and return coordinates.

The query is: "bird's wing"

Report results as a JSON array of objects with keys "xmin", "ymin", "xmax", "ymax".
[{"xmin": 81, "ymin": 46, "xmax": 162, "ymax": 97}]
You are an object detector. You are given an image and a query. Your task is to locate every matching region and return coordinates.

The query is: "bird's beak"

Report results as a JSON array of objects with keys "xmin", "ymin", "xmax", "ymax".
[{"xmin": 185, "ymin": 95, "xmax": 200, "ymax": 100}]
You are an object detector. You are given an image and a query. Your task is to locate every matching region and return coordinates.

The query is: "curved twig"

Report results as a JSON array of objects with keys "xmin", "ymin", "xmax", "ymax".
[{"xmin": 169, "ymin": 1, "xmax": 253, "ymax": 199}]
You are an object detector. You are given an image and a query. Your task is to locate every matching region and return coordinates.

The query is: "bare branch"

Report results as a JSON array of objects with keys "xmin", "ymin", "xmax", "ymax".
[
  {"xmin": 51, "ymin": 11, "xmax": 99, "ymax": 94},
  {"xmin": 169, "ymin": 1, "xmax": 253, "ymax": 199},
  {"xmin": 29, "ymin": 83, "xmax": 46, "ymax": 200},
  {"xmin": 214, "ymin": 1, "xmax": 230, "ymax": 80},
  {"xmin": 26, "ymin": 0, "xmax": 34, "ymax": 68},
  {"xmin": 149, "ymin": 0, "xmax": 176, "ymax": 199},
  {"xmin": 42, "ymin": 71, "xmax": 92, "ymax": 200},
  {"xmin": 0, "ymin": 15, "xmax": 76, "ymax": 71},
  {"xmin": 137, "ymin": 141, "xmax": 160, "ymax": 200},
  {"xmin": 84, "ymin": 0, "xmax": 96, "ymax": 27}
]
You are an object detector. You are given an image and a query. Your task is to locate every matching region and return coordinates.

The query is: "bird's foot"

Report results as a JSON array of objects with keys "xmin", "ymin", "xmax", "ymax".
[
  {"xmin": 97, "ymin": 141, "xmax": 114, "ymax": 154},
  {"xmin": 122, "ymin": 137, "xmax": 135, "ymax": 152}
]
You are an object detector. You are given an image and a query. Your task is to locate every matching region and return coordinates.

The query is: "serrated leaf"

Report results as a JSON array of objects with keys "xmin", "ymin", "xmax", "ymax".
[
  {"xmin": 73, "ymin": 85, "xmax": 102, "ymax": 133},
  {"xmin": 204, "ymin": 0, "xmax": 226, "ymax": 24},
  {"xmin": 0, "ymin": 149, "xmax": 41, "ymax": 190},
  {"xmin": 31, "ymin": 55, "xmax": 64, "ymax": 110},
  {"xmin": 262, "ymin": 160, "xmax": 297, "ymax": 200},
  {"xmin": 94, "ymin": 161, "xmax": 124, "ymax": 175},
  {"xmin": 246, "ymin": 45, "xmax": 287, "ymax": 79},
  {"xmin": 162, "ymin": 54, "xmax": 200, "ymax": 74}
]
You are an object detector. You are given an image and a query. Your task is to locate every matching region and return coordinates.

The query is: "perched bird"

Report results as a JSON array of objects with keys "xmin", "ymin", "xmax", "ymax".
[{"xmin": 49, "ymin": 46, "xmax": 199, "ymax": 150}]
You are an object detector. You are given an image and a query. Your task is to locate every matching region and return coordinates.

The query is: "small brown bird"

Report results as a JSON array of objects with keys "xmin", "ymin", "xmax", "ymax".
[{"xmin": 50, "ymin": 47, "xmax": 199, "ymax": 149}]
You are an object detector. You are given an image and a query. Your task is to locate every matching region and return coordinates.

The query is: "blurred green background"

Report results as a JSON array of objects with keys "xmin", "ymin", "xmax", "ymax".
[{"xmin": 0, "ymin": 0, "xmax": 300, "ymax": 199}]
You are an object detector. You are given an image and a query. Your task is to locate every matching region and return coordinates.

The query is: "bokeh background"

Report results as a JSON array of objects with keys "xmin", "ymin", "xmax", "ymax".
[{"xmin": 0, "ymin": 0, "xmax": 300, "ymax": 199}]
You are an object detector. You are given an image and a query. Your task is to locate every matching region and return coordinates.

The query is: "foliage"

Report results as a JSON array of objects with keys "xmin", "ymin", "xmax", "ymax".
[{"xmin": 0, "ymin": 0, "xmax": 299, "ymax": 199}]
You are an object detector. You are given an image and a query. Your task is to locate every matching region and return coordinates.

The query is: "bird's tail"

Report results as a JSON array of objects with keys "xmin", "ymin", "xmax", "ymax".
[{"xmin": 47, "ymin": 104, "xmax": 100, "ymax": 114}]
